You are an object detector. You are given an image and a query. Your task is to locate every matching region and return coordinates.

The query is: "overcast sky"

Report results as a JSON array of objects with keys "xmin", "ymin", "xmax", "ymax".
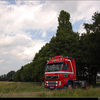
[{"xmin": 0, "ymin": 0, "xmax": 100, "ymax": 75}]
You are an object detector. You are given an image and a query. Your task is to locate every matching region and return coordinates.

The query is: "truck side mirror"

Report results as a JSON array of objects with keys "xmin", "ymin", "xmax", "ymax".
[
  {"xmin": 45, "ymin": 65, "xmax": 47, "ymax": 69},
  {"xmin": 45, "ymin": 64, "xmax": 47, "ymax": 70}
]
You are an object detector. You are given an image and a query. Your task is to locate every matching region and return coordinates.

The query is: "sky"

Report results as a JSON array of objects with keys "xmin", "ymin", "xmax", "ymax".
[{"xmin": 0, "ymin": 0, "xmax": 100, "ymax": 75}]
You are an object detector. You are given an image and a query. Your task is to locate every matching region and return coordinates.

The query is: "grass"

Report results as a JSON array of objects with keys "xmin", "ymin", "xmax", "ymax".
[{"xmin": 0, "ymin": 81, "xmax": 100, "ymax": 97}]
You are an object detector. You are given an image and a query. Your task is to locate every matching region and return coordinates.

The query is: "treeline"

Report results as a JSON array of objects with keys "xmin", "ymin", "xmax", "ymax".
[
  {"xmin": 13, "ymin": 10, "xmax": 100, "ymax": 84},
  {"xmin": 0, "ymin": 70, "xmax": 15, "ymax": 81}
]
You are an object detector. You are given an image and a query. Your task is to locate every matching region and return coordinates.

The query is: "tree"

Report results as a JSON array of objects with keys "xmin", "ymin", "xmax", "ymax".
[
  {"xmin": 0, "ymin": 74, "xmax": 7, "ymax": 81},
  {"xmin": 7, "ymin": 70, "xmax": 15, "ymax": 81},
  {"xmin": 84, "ymin": 11, "xmax": 100, "ymax": 34},
  {"xmin": 13, "ymin": 67, "xmax": 23, "ymax": 82},
  {"xmin": 82, "ymin": 11, "xmax": 100, "ymax": 84},
  {"xmin": 57, "ymin": 10, "xmax": 72, "ymax": 36},
  {"xmin": 13, "ymin": 10, "xmax": 80, "ymax": 82},
  {"xmin": 55, "ymin": 10, "xmax": 79, "ymax": 57},
  {"xmin": 20, "ymin": 63, "xmax": 33, "ymax": 82}
]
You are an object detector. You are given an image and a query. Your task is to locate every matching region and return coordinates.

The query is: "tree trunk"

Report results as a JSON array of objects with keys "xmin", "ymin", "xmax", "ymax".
[{"xmin": 94, "ymin": 72, "xmax": 97, "ymax": 84}]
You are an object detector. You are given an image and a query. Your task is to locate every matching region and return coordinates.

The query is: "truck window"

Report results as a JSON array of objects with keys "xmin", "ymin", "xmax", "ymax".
[
  {"xmin": 64, "ymin": 63, "xmax": 69, "ymax": 70},
  {"xmin": 45, "ymin": 63, "xmax": 63, "ymax": 71}
]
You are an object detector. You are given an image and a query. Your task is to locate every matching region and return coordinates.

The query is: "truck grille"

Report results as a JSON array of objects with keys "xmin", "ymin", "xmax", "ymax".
[
  {"xmin": 48, "ymin": 81, "xmax": 57, "ymax": 83},
  {"xmin": 48, "ymin": 84, "xmax": 56, "ymax": 86},
  {"xmin": 46, "ymin": 76, "xmax": 59, "ymax": 79}
]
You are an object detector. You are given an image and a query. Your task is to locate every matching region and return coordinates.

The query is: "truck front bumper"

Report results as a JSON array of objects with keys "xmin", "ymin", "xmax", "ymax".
[
  {"xmin": 45, "ymin": 86, "xmax": 63, "ymax": 89},
  {"xmin": 45, "ymin": 85, "xmax": 67, "ymax": 89},
  {"xmin": 44, "ymin": 80, "xmax": 67, "ymax": 89}
]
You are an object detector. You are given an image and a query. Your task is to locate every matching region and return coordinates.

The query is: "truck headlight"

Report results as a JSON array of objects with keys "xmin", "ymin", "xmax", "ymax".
[
  {"xmin": 59, "ymin": 81, "xmax": 61, "ymax": 86},
  {"xmin": 56, "ymin": 81, "xmax": 58, "ymax": 83}
]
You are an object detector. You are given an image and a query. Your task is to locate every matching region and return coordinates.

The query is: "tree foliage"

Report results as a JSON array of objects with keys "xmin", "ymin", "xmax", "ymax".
[
  {"xmin": 81, "ymin": 11, "xmax": 100, "ymax": 84},
  {"xmin": 0, "ymin": 70, "xmax": 15, "ymax": 81},
  {"xmin": 13, "ymin": 10, "xmax": 100, "ymax": 85}
]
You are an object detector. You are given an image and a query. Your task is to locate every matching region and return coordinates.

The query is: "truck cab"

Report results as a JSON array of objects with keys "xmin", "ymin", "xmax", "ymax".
[
  {"xmin": 44, "ymin": 55, "xmax": 89, "ymax": 89},
  {"xmin": 44, "ymin": 56, "xmax": 77, "ymax": 89}
]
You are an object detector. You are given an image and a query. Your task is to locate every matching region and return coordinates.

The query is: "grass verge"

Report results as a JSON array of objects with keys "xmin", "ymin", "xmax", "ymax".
[{"xmin": 0, "ymin": 81, "xmax": 100, "ymax": 97}]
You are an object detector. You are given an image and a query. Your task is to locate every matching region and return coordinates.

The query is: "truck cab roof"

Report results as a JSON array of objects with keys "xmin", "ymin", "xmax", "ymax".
[{"xmin": 47, "ymin": 55, "xmax": 73, "ymax": 64}]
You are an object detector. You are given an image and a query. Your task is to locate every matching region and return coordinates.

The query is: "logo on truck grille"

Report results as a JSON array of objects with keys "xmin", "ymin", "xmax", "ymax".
[{"xmin": 46, "ymin": 76, "xmax": 59, "ymax": 79}]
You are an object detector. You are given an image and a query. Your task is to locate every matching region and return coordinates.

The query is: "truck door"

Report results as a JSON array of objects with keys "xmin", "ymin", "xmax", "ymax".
[
  {"xmin": 63, "ymin": 59, "xmax": 74, "ymax": 85},
  {"xmin": 65, "ymin": 59, "xmax": 74, "ymax": 73}
]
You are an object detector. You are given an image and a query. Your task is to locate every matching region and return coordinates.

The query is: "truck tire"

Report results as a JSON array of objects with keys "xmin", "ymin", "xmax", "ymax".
[
  {"xmin": 67, "ymin": 82, "xmax": 73, "ymax": 90},
  {"xmin": 84, "ymin": 82, "xmax": 89, "ymax": 89}
]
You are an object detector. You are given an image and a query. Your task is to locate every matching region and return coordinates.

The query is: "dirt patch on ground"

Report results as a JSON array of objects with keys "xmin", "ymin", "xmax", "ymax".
[
  {"xmin": 0, "ymin": 90, "xmax": 55, "ymax": 97},
  {"xmin": 0, "ymin": 92, "xmax": 43, "ymax": 97},
  {"xmin": 0, "ymin": 81, "xmax": 15, "ymax": 83}
]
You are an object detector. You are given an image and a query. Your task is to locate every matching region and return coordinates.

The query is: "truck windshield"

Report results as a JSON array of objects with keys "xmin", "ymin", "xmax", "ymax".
[{"xmin": 45, "ymin": 63, "xmax": 63, "ymax": 71}]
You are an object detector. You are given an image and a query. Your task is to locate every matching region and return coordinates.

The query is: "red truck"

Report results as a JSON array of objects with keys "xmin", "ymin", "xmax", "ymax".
[{"xmin": 44, "ymin": 55, "xmax": 89, "ymax": 90}]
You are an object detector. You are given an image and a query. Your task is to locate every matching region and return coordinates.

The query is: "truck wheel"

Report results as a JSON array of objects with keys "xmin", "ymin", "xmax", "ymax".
[
  {"xmin": 67, "ymin": 82, "xmax": 73, "ymax": 90},
  {"xmin": 84, "ymin": 82, "xmax": 89, "ymax": 89}
]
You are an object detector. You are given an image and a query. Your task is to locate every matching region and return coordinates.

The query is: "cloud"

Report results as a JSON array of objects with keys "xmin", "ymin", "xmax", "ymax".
[
  {"xmin": 1, "ymin": 1, "xmax": 99, "ymax": 35},
  {"xmin": 71, "ymin": 1, "xmax": 100, "ymax": 33},
  {"xmin": 0, "ymin": 34, "xmax": 32, "ymax": 49},
  {"xmin": 0, "ymin": 59, "xmax": 4, "ymax": 63},
  {"xmin": 0, "ymin": 1, "xmax": 58, "ymax": 36},
  {"xmin": 0, "ymin": 35, "xmax": 46, "ymax": 75},
  {"xmin": 0, "ymin": 34, "xmax": 46, "ymax": 60},
  {"xmin": 42, "ymin": 31, "xmax": 47, "ymax": 37},
  {"xmin": 78, "ymin": 24, "xmax": 86, "ymax": 36}
]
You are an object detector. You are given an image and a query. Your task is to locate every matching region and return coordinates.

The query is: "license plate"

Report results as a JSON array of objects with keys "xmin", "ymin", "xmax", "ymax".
[{"xmin": 50, "ymin": 87, "xmax": 54, "ymax": 88}]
